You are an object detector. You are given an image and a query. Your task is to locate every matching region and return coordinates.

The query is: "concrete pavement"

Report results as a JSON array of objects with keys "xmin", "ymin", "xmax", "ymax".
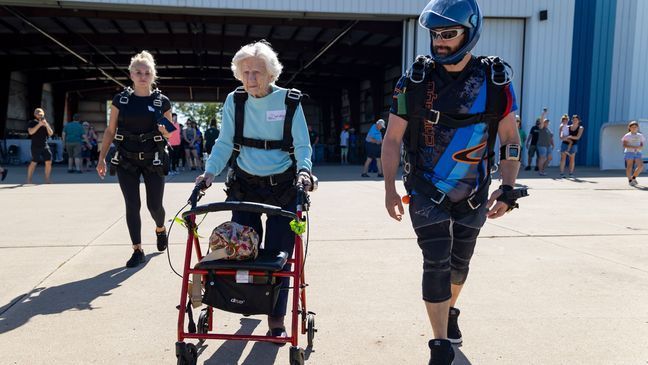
[{"xmin": 1, "ymin": 165, "xmax": 647, "ymax": 364}]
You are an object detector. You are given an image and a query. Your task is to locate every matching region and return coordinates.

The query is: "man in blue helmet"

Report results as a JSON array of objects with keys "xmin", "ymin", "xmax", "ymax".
[{"xmin": 382, "ymin": 0, "xmax": 526, "ymax": 364}]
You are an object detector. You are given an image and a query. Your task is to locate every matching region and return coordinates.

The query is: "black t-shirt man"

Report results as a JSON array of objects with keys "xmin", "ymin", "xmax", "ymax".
[{"xmin": 27, "ymin": 119, "xmax": 49, "ymax": 149}]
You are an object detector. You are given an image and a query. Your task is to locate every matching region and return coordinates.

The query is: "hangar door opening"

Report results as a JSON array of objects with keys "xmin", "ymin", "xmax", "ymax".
[{"xmin": 473, "ymin": 18, "xmax": 525, "ymax": 115}]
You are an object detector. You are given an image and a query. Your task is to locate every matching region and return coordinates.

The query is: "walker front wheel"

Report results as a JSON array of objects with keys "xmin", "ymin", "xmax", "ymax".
[
  {"xmin": 289, "ymin": 346, "xmax": 305, "ymax": 365},
  {"xmin": 306, "ymin": 313, "xmax": 316, "ymax": 348},
  {"xmin": 176, "ymin": 342, "xmax": 198, "ymax": 365},
  {"xmin": 198, "ymin": 308, "xmax": 210, "ymax": 334}
]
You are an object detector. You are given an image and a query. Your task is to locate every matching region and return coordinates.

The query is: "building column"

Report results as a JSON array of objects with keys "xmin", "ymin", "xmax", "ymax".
[
  {"xmin": 26, "ymin": 78, "xmax": 43, "ymax": 120},
  {"xmin": 0, "ymin": 71, "xmax": 10, "ymax": 140},
  {"xmin": 52, "ymin": 86, "xmax": 67, "ymax": 135}
]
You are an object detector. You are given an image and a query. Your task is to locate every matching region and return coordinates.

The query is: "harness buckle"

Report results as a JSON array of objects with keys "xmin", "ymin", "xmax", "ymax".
[
  {"xmin": 114, "ymin": 134, "xmax": 124, "ymax": 141},
  {"xmin": 409, "ymin": 57, "xmax": 427, "ymax": 84},
  {"xmin": 152, "ymin": 99, "xmax": 162, "ymax": 107},
  {"xmin": 426, "ymin": 109, "xmax": 440, "ymax": 125},
  {"xmin": 152, "ymin": 152, "xmax": 162, "ymax": 166},
  {"xmin": 430, "ymin": 189, "xmax": 446, "ymax": 205},
  {"xmin": 153, "ymin": 135, "xmax": 164, "ymax": 142},
  {"xmin": 403, "ymin": 162, "xmax": 411, "ymax": 174},
  {"xmin": 287, "ymin": 89, "xmax": 301, "ymax": 101},
  {"xmin": 269, "ymin": 175, "xmax": 278, "ymax": 186},
  {"xmin": 119, "ymin": 96, "xmax": 129, "ymax": 104},
  {"xmin": 264, "ymin": 140, "xmax": 270, "ymax": 150},
  {"xmin": 467, "ymin": 196, "xmax": 481, "ymax": 210},
  {"xmin": 110, "ymin": 151, "xmax": 120, "ymax": 165},
  {"xmin": 233, "ymin": 143, "xmax": 241, "ymax": 152},
  {"xmin": 138, "ymin": 152, "xmax": 145, "ymax": 160}
]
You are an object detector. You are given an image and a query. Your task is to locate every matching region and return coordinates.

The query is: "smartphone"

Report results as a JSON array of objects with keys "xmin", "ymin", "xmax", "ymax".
[{"xmin": 158, "ymin": 116, "xmax": 177, "ymax": 132}]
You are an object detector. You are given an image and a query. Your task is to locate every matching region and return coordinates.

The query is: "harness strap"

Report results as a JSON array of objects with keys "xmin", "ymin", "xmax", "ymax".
[
  {"xmin": 402, "ymin": 55, "xmax": 509, "ymax": 201},
  {"xmin": 230, "ymin": 86, "xmax": 302, "ymax": 168},
  {"xmin": 114, "ymin": 130, "xmax": 163, "ymax": 143},
  {"xmin": 410, "ymin": 172, "xmax": 489, "ymax": 217},
  {"xmin": 238, "ymin": 137, "xmax": 289, "ymax": 151},
  {"xmin": 234, "ymin": 166, "xmax": 296, "ymax": 187},
  {"xmin": 424, "ymin": 109, "xmax": 501, "ymax": 129}
]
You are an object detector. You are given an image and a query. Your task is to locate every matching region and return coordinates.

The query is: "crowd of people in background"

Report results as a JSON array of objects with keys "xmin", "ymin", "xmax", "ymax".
[
  {"xmin": 6, "ymin": 106, "xmax": 645, "ymax": 188},
  {"xmin": 521, "ymin": 109, "xmax": 585, "ymax": 178}
]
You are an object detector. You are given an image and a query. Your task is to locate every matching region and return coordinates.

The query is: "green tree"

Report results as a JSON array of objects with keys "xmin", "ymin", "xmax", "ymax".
[{"xmin": 175, "ymin": 102, "xmax": 223, "ymax": 129}]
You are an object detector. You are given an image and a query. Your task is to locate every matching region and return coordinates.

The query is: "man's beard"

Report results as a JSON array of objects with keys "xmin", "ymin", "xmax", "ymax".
[{"xmin": 434, "ymin": 46, "xmax": 453, "ymax": 56}]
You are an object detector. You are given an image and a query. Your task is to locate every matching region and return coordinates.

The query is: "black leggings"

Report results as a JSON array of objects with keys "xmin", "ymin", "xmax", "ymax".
[
  {"xmin": 117, "ymin": 165, "xmax": 166, "ymax": 245},
  {"xmin": 414, "ymin": 220, "xmax": 480, "ymax": 303}
]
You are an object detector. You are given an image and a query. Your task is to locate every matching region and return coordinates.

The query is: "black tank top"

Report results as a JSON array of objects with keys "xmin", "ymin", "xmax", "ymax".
[
  {"xmin": 111, "ymin": 92, "xmax": 171, "ymax": 152},
  {"xmin": 568, "ymin": 125, "xmax": 581, "ymax": 145}
]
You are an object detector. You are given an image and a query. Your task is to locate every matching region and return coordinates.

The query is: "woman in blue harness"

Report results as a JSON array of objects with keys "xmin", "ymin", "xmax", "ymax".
[
  {"xmin": 97, "ymin": 51, "xmax": 173, "ymax": 268},
  {"xmin": 196, "ymin": 40, "xmax": 313, "ymax": 342}
]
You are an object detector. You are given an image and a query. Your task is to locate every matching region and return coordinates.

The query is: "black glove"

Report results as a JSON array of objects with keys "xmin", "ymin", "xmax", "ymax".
[{"xmin": 496, "ymin": 185, "xmax": 529, "ymax": 212}]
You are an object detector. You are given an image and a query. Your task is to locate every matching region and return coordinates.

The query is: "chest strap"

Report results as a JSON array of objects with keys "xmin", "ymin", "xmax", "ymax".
[
  {"xmin": 230, "ymin": 86, "xmax": 302, "ymax": 168},
  {"xmin": 114, "ymin": 130, "xmax": 164, "ymax": 143},
  {"xmin": 424, "ymin": 109, "xmax": 498, "ymax": 128}
]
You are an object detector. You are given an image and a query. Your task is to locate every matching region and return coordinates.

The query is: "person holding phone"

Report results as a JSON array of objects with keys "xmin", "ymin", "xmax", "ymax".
[
  {"xmin": 96, "ymin": 50, "xmax": 173, "ymax": 268},
  {"xmin": 26, "ymin": 107, "xmax": 54, "ymax": 184}
]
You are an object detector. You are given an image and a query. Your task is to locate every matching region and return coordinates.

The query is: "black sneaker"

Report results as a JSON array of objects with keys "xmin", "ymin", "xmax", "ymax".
[
  {"xmin": 1, "ymin": 168, "xmax": 7, "ymax": 181},
  {"xmin": 524, "ymin": 166, "xmax": 531, "ymax": 171},
  {"xmin": 377, "ymin": 173, "xmax": 384, "ymax": 178},
  {"xmin": 361, "ymin": 173, "xmax": 370, "ymax": 177},
  {"xmin": 428, "ymin": 339, "xmax": 454, "ymax": 365},
  {"xmin": 126, "ymin": 249, "xmax": 145, "ymax": 268},
  {"xmin": 156, "ymin": 229, "xmax": 168, "ymax": 252},
  {"xmin": 448, "ymin": 307, "xmax": 462, "ymax": 344},
  {"xmin": 534, "ymin": 166, "xmax": 539, "ymax": 171}
]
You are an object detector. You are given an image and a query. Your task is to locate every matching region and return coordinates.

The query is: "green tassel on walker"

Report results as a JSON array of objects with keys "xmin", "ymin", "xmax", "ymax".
[{"xmin": 290, "ymin": 219, "xmax": 307, "ymax": 235}]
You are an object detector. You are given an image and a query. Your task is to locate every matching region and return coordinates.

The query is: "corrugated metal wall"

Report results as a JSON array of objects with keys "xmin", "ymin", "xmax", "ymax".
[
  {"xmin": 629, "ymin": 0, "xmax": 648, "ymax": 120},
  {"xmin": 608, "ymin": 0, "xmax": 637, "ymax": 123},
  {"xmin": 569, "ymin": 0, "xmax": 617, "ymax": 166}
]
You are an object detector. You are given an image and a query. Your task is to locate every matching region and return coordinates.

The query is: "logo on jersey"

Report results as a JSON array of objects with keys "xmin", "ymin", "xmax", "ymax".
[{"xmin": 452, "ymin": 141, "xmax": 487, "ymax": 164}]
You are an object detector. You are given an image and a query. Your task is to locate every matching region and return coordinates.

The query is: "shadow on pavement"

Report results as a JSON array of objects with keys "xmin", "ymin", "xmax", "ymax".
[
  {"xmin": 454, "ymin": 345, "xmax": 474, "ymax": 364},
  {"xmin": 0, "ymin": 252, "xmax": 161, "ymax": 334},
  {"xmin": 203, "ymin": 317, "xmax": 280, "ymax": 365}
]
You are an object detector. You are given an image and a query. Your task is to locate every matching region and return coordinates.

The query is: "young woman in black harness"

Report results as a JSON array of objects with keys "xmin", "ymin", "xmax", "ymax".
[{"xmin": 97, "ymin": 51, "xmax": 173, "ymax": 268}]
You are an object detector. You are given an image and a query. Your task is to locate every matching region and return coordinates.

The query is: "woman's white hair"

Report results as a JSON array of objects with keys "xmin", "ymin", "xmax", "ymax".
[
  {"xmin": 231, "ymin": 40, "xmax": 283, "ymax": 83},
  {"xmin": 129, "ymin": 50, "xmax": 158, "ymax": 81}
]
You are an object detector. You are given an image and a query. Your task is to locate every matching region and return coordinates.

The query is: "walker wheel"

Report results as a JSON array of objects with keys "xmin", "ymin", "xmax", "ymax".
[
  {"xmin": 306, "ymin": 313, "xmax": 316, "ymax": 348},
  {"xmin": 175, "ymin": 342, "xmax": 198, "ymax": 365},
  {"xmin": 289, "ymin": 346, "xmax": 305, "ymax": 365},
  {"xmin": 198, "ymin": 308, "xmax": 210, "ymax": 334}
]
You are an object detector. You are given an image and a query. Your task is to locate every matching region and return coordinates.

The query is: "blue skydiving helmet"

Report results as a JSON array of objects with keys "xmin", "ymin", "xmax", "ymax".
[{"xmin": 418, "ymin": 0, "xmax": 483, "ymax": 65}]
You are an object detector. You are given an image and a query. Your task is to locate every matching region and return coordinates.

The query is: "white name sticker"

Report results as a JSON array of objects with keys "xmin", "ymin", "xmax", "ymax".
[
  {"xmin": 235, "ymin": 270, "xmax": 250, "ymax": 283},
  {"xmin": 266, "ymin": 110, "xmax": 286, "ymax": 122},
  {"xmin": 148, "ymin": 106, "xmax": 155, "ymax": 112}
]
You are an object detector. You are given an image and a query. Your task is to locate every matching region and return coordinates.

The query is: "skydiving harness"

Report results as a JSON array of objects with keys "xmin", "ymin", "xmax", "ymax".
[
  {"xmin": 225, "ymin": 86, "xmax": 303, "ymax": 206},
  {"xmin": 402, "ymin": 55, "xmax": 524, "ymax": 215},
  {"xmin": 109, "ymin": 87, "xmax": 170, "ymax": 177}
]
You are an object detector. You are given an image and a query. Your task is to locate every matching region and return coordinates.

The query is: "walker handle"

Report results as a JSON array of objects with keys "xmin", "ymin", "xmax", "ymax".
[{"xmin": 188, "ymin": 181, "xmax": 208, "ymax": 209}]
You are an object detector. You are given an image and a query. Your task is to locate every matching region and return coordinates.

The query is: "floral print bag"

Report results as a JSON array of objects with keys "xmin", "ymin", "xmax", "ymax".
[{"xmin": 202, "ymin": 221, "xmax": 259, "ymax": 261}]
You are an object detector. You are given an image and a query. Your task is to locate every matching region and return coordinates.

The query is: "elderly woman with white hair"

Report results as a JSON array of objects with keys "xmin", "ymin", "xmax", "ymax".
[{"xmin": 196, "ymin": 40, "xmax": 313, "ymax": 340}]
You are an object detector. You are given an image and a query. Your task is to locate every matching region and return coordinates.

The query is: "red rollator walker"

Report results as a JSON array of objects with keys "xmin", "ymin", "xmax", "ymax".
[{"xmin": 175, "ymin": 181, "xmax": 315, "ymax": 365}]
